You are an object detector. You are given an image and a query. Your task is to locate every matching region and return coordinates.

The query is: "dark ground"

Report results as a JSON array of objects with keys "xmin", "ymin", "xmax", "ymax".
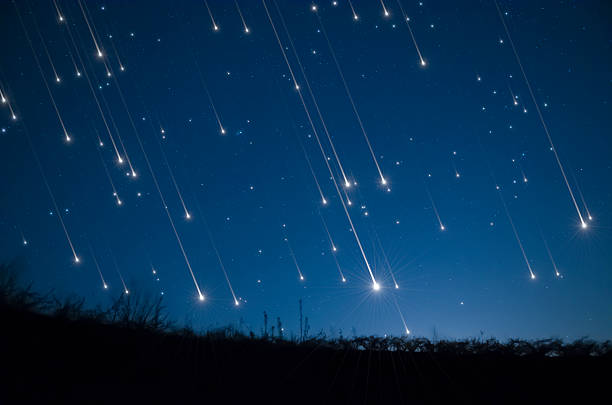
[{"xmin": 1, "ymin": 304, "xmax": 610, "ymax": 404}]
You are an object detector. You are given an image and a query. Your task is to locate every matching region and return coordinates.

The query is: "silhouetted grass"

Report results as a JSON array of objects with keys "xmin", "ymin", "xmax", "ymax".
[{"xmin": 1, "ymin": 261, "xmax": 610, "ymax": 404}]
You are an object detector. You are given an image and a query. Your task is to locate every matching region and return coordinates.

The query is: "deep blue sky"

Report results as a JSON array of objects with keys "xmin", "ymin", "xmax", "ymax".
[{"xmin": 0, "ymin": 0, "xmax": 610, "ymax": 340}]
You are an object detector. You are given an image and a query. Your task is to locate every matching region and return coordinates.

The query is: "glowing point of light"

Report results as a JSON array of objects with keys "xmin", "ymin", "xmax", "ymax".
[
  {"xmin": 405, "ymin": 328, "xmax": 411, "ymax": 335},
  {"xmin": 332, "ymin": 246, "xmax": 337, "ymax": 252},
  {"xmin": 11, "ymin": 114, "xmax": 17, "ymax": 120},
  {"xmin": 372, "ymin": 282, "xmax": 381, "ymax": 291},
  {"xmin": 420, "ymin": 59, "xmax": 427, "ymax": 67},
  {"xmin": 530, "ymin": 273, "xmax": 536, "ymax": 280},
  {"xmin": 106, "ymin": 71, "xmax": 111, "ymax": 77},
  {"xmin": 74, "ymin": 256, "xmax": 80, "ymax": 263},
  {"xmin": 353, "ymin": 14, "xmax": 359, "ymax": 20},
  {"xmin": 300, "ymin": 275, "xmax": 305, "ymax": 281},
  {"xmin": 295, "ymin": 84, "xmax": 300, "ymax": 90},
  {"xmin": 213, "ymin": 25, "xmax": 219, "ymax": 31},
  {"xmin": 55, "ymin": 76, "xmax": 61, "ymax": 83},
  {"xmin": 440, "ymin": 225, "xmax": 446, "ymax": 231},
  {"xmin": 322, "ymin": 198, "xmax": 328, "ymax": 205},
  {"xmin": 381, "ymin": 177, "xmax": 387, "ymax": 185},
  {"xmin": 117, "ymin": 199, "xmax": 122, "ymax": 206},
  {"xmin": 131, "ymin": 170, "xmax": 137, "ymax": 178},
  {"xmin": 456, "ymin": 173, "xmax": 460, "ymax": 178},
  {"xmin": 198, "ymin": 294, "xmax": 205, "ymax": 301},
  {"xmin": 234, "ymin": 300, "xmax": 240, "ymax": 306},
  {"xmin": 125, "ymin": 289, "xmax": 129, "ymax": 294},
  {"xmin": 394, "ymin": 283, "xmax": 399, "ymax": 289},
  {"xmin": 59, "ymin": 15, "xmax": 64, "ymax": 22},
  {"xmin": 311, "ymin": 5, "xmax": 317, "ymax": 12},
  {"xmin": 97, "ymin": 51, "xmax": 103, "ymax": 58},
  {"xmin": 120, "ymin": 66, "xmax": 125, "ymax": 71},
  {"xmin": 103, "ymin": 284, "xmax": 108, "ymax": 289},
  {"xmin": 245, "ymin": 27, "xmax": 250, "ymax": 33},
  {"xmin": 342, "ymin": 277, "xmax": 346, "ymax": 283},
  {"xmin": 221, "ymin": 128, "xmax": 226, "ymax": 135},
  {"xmin": 118, "ymin": 157, "xmax": 124, "ymax": 164},
  {"xmin": 588, "ymin": 215, "xmax": 593, "ymax": 221},
  {"xmin": 344, "ymin": 181, "xmax": 351, "ymax": 188},
  {"xmin": 76, "ymin": 71, "xmax": 81, "ymax": 77},
  {"xmin": 186, "ymin": 213, "xmax": 191, "ymax": 220},
  {"xmin": 581, "ymin": 221, "xmax": 588, "ymax": 229},
  {"xmin": 384, "ymin": 10, "xmax": 390, "ymax": 17},
  {"xmin": 65, "ymin": 135, "xmax": 71, "ymax": 142}
]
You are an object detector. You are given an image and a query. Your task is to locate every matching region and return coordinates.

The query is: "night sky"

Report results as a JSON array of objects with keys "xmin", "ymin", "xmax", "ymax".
[{"xmin": 1, "ymin": 0, "xmax": 611, "ymax": 340}]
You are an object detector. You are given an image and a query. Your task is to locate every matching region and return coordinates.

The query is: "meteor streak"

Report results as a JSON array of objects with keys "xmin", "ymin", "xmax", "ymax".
[
  {"xmin": 380, "ymin": 0, "xmax": 390, "ymax": 17},
  {"xmin": 88, "ymin": 243, "xmax": 109, "ymax": 289},
  {"xmin": 15, "ymin": 3, "xmax": 71, "ymax": 142},
  {"xmin": 541, "ymin": 233, "xmax": 561, "ymax": 277},
  {"xmin": 497, "ymin": 184, "xmax": 536, "ymax": 279},
  {"xmin": 78, "ymin": 0, "xmax": 104, "ymax": 58},
  {"xmin": 425, "ymin": 186, "xmax": 445, "ymax": 231},
  {"xmin": 396, "ymin": 0, "xmax": 427, "ymax": 67},
  {"xmin": 235, "ymin": 0, "xmax": 250, "ymax": 33},
  {"xmin": 265, "ymin": 2, "xmax": 378, "ymax": 288},
  {"xmin": 347, "ymin": 0, "xmax": 359, "ymax": 20},
  {"xmin": 194, "ymin": 199, "xmax": 239, "ymax": 306},
  {"xmin": 151, "ymin": 117, "xmax": 191, "ymax": 219},
  {"xmin": 315, "ymin": 12, "xmax": 387, "ymax": 185},
  {"xmin": 96, "ymin": 139, "xmax": 122, "ymax": 206},
  {"xmin": 204, "ymin": 0, "xmax": 220, "ymax": 31},
  {"xmin": 278, "ymin": 2, "xmax": 351, "ymax": 188},
  {"xmin": 20, "ymin": 121, "xmax": 79, "ymax": 263},
  {"xmin": 284, "ymin": 236, "xmax": 305, "ymax": 281},
  {"xmin": 495, "ymin": 0, "xmax": 586, "ymax": 229}
]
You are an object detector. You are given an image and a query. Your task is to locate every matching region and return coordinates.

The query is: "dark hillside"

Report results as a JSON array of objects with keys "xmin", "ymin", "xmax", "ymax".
[{"xmin": 1, "ymin": 302, "xmax": 609, "ymax": 404}]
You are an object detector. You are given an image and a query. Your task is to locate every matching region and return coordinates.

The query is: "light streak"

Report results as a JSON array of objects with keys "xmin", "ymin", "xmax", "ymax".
[
  {"xmin": 111, "ymin": 252, "xmax": 129, "ymax": 294},
  {"xmin": 52, "ymin": 0, "xmax": 64, "ymax": 22},
  {"xmin": 204, "ymin": 0, "xmax": 220, "ymax": 31},
  {"xmin": 541, "ymin": 233, "xmax": 561, "ymax": 277},
  {"xmin": 286, "ymin": 238, "xmax": 305, "ymax": 281},
  {"xmin": 65, "ymin": 22, "xmax": 124, "ymax": 161},
  {"xmin": 374, "ymin": 230, "xmax": 399, "ymax": 289},
  {"xmin": 193, "ymin": 60, "xmax": 226, "ymax": 135},
  {"xmin": 124, "ymin": 97, "xmax": 205, "ymax": 300},
  {"xmin": 496, "ymin": 185, "xmax": 536, "ymax": 279},
  {"xmin": 396, "ymin": 0, "xmax": 427, "ymax": 66},
  {"xmin": 495, "ymin": 0, "xmax": 586, "ymax": 228},
  {"xmin": 508, "ymin": 85, "xmax": 519, "ymax": 106},
  {"xmin": 315, "ymin": 12, "xmax": 387, "ymax": 185},
  {"xmin": 393, "ymin": 296, "xmax": 410, "ymax": 335},
  {"xmin": 19, "ymin": 121, "xmax": 79, "ymax": 263},
  {"xmin": 77, "ymin": 0, "xmax": 104, "ymax": 58},
  {"xmin": 319, "ymin": 211, "xmax": 337, "ymax": 252},
  {"xmin": 347, "ymin": 0, "xmax": 359, "ymax": 20},
  {"xmin": 150, "ymin": 116, "xmax": 191, "ymax": 219},
  {"xmin": 380, "ymin": 0, "xmax": 390, "ymax": 17},
  {"xmin": 425, "ymin": 186, "xmax": 445, "ymax": 231},
  {"xmin": 15, "ymin": 3, "xmax": 71, "ymax": 142},
  {"xmin": 194, "ymin": 198, "xmax": 239, "ymax": 306},
  {"xmin": 95, "ymin": 138, "xmax": 122, "ymax": 206},
  {"xmin": 278, "ymin": 2, "xmax": 351, "ymax": 188},
  {"xmin": 265, "ymin": 1, "xmax": 378, "ymax": 287},
  {"xmin": 88, "ymin": 243, "xmax": 108, "ymax": 289},
  {"xmin": 235, "ymin": 0, "xmax": 250, "ymax": 33}
]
